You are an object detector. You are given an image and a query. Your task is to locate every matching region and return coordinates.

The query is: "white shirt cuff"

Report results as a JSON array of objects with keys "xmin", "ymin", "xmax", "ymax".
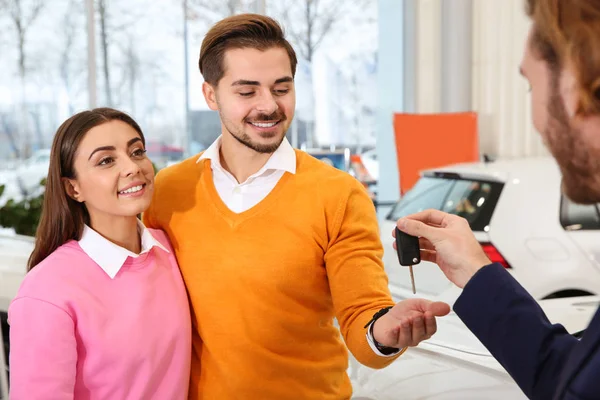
[{"xmin": 365, "ymin": 321, "xmax": 403, "ymax": 357}]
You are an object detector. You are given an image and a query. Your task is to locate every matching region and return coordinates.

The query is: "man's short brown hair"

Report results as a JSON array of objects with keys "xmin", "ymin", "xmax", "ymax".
[
  {"xmin": 526, "ymin": 0, "xmax": 600, "ymax": 115},
  {"xmin": 199, "ymin": 14, "xmax": 298, "ymax": 86}
]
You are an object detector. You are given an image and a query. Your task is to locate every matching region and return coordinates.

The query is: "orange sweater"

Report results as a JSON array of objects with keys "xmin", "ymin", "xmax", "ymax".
[{"xmin": 144, "ymin": 150, "xmax": 402, "ymax": 400}]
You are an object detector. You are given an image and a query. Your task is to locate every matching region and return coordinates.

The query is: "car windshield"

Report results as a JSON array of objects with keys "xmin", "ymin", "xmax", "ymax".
[{"xmin": 387, "ymin": 176, "xmax": 504, "ymax": 231}]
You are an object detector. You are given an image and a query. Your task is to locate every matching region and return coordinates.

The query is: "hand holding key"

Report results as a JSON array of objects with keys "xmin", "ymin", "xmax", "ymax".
[
  {"xmin": 394, "ymin": 209, "xmax": 491, "ymax": 288},
  {"xmin": 395, "ymin": 226, "xmax": 420, "ymax": 294}
]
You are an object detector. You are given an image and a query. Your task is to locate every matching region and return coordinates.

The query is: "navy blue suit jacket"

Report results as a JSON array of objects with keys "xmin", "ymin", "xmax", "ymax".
[{"xmin": 454, "ymin": 263, "xmax": 600, "ymax": 400}]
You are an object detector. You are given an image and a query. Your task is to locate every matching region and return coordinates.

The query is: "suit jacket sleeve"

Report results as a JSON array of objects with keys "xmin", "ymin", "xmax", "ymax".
[{"xmin": 454, "ymin": 263, "xmax": 578, "ymax": 399}]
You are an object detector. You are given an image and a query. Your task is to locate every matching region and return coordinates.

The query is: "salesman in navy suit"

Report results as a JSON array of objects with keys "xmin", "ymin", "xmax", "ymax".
[{"xmin": 396, "ymin": 1, "xmax": 600, "ymax": 399}]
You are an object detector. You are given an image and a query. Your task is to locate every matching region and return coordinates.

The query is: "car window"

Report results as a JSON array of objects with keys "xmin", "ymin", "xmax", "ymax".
[
  {"xmin": 387, "ymin": 176, "xmax": 503, "ymax": 231},
  {"xmin": 441, "ymin": 180, "xmax": 495, "ymax": 227},
  {"xmin": 387, "ymin": 177, "xmax": 454, "ymax": 220},
  {"xmin": 560, "ymin": 195, "xmax": 600, "ymax": 230}
]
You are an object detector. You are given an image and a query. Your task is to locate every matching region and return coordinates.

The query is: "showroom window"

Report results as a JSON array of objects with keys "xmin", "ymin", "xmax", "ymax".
[{"xmin": 0, "ymin": 0, "xmax": 378, "ymax": 164}]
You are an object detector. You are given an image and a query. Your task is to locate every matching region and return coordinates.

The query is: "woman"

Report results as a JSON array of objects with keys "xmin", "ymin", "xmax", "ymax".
[{"xmin": 8, "ymin": 108, "xmax": 191, "ymax": 399}]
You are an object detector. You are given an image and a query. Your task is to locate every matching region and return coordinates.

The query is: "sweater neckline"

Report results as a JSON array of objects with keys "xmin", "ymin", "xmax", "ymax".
[{"xmin": 200, "ymin": 159, "xmax": 293, "ymax": 226}]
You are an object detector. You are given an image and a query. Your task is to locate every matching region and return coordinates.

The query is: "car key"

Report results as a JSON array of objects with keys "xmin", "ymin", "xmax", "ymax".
[{"xmin": 395, "ymin": 227, "xmax": 421, "ymax": 294}]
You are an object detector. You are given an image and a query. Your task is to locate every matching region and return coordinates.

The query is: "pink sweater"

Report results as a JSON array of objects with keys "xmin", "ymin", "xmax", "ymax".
[{"xmin": 8, "ymin": 226, "xmax": 191, "ymax": 399}]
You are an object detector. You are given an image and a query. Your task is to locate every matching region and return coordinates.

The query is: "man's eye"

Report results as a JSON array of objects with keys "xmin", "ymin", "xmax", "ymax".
[
  {"xmin": 274, "ymin": 89, "xmax": 289, "ymax": 95},
  {"xmin": 239, "ymin": 92, "xmax": 254, "ymax": 97}
]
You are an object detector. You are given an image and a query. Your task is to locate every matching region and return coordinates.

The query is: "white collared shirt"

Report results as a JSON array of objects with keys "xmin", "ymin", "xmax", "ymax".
[
  {"xmin": 197, "ymin": 136, "xmax": 296, "ymax": 213},
  {"xmin": 197, "ymin": 136, "xmax": 399, "ymax": 357},
  {"xmin": 78, "ymin": 219, "xmax": 169, "ymax": 279}
]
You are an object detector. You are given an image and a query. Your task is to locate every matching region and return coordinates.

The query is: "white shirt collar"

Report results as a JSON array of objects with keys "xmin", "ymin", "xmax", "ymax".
[
  {"xmin": 78, "ymin": 219, "xmax": 169, "ymax": 279},
  {"xmin": 197, "ymin": 136, "xmax": 297, "ymax": 178}
]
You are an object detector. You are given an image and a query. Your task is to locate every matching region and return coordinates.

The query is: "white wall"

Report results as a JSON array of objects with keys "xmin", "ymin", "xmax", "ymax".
[
  {"xmin": 472, "ymin": 0, "xmax": 547, "ymax": 158},
  {"xmin": 415, "ymin": 0, "xmax": 548, "ymax": 159},
  {"xmin": 416, "ymin": 0, "xmax": 442, "ymax": 114}
]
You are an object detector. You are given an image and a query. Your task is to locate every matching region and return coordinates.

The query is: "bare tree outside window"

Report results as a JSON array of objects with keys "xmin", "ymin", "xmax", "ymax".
[
  {"xmin": 97, "ymin": 0, "xmax": 113, "ymax": 106},
  {"xmin": 269, "ymin": 0, "xmax": 371, "ymax": 147},
  {"xmin": 187, "ymin": 0, "xmax": 255, "ymax": 23},
  {"xmin": 95, "ymin": 0, "xmax": 141, "ymax": 108},
  {"xmin": 0, "ymin": 0, "xmax": 46, "ymax": 158},
  {"xmin": 277, "ymin": 0, "xmax": 338, "ymax": 63},
  {"xmin": 93, "ymin": 0, "xmax": 159, "ymax": 114},
  {"xmin": 58, "ymin": 0, "xmax": 86, "ymax": 115}
]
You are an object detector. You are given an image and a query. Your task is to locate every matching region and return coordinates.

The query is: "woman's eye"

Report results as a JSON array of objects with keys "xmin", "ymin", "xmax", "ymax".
[
  {"xmin": 132, "ymin": 149, "xmax": 147, "ymax": 157},
  {"xmin": 98, "ymin": 157, "xmax": 114, "ymax": 166}
]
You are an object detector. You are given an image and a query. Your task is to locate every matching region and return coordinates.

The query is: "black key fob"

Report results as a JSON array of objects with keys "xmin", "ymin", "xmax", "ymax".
[{"xmin": 395, "ymin": 227, "xmax": 421, "ymax": 266}]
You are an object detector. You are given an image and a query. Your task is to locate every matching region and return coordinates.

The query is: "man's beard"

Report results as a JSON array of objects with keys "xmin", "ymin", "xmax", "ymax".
[
  {"xmin": 220, "ymin": 110, "xmax": 288, "ymax": 154},
  {"xmin": 544, "ymin": 71, "xmax": 600, "ymax": 204}
]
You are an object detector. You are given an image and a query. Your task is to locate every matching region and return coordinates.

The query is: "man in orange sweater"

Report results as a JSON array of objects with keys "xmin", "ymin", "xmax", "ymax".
[{"xmin": 144, "ymin": 14, "xmax": 450, "ymax": 399}]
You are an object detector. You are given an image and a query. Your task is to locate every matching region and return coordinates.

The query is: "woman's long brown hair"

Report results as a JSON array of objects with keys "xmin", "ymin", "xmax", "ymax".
[{"xmin": 27, "ymin": 108, "xmax": 145, "ymax": 271}]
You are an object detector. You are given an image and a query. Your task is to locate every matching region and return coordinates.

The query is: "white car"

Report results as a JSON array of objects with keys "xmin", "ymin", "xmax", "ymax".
[
  {"xmin": 349, "ymin": 289, "xmax": 597, "ymax": 399},
  {"xmin": 380, "ymin": 157, "xmax": 600, "ymax": 301}
]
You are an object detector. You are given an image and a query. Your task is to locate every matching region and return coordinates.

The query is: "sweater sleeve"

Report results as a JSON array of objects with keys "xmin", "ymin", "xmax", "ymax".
[
  {"xmin": 324, "ymin": 179, "xmax": 402, "ymax": 369},
  {"xmin": 8, "ymin": 297, "xmax": 77, "ymax": 399},
  {"xmin": 142, "ymin": 204, "xmax": 156, "ymax": 229},
  {"xmin": 143, "ymin": 169, "xmax": 165, "ymax": 230}
]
